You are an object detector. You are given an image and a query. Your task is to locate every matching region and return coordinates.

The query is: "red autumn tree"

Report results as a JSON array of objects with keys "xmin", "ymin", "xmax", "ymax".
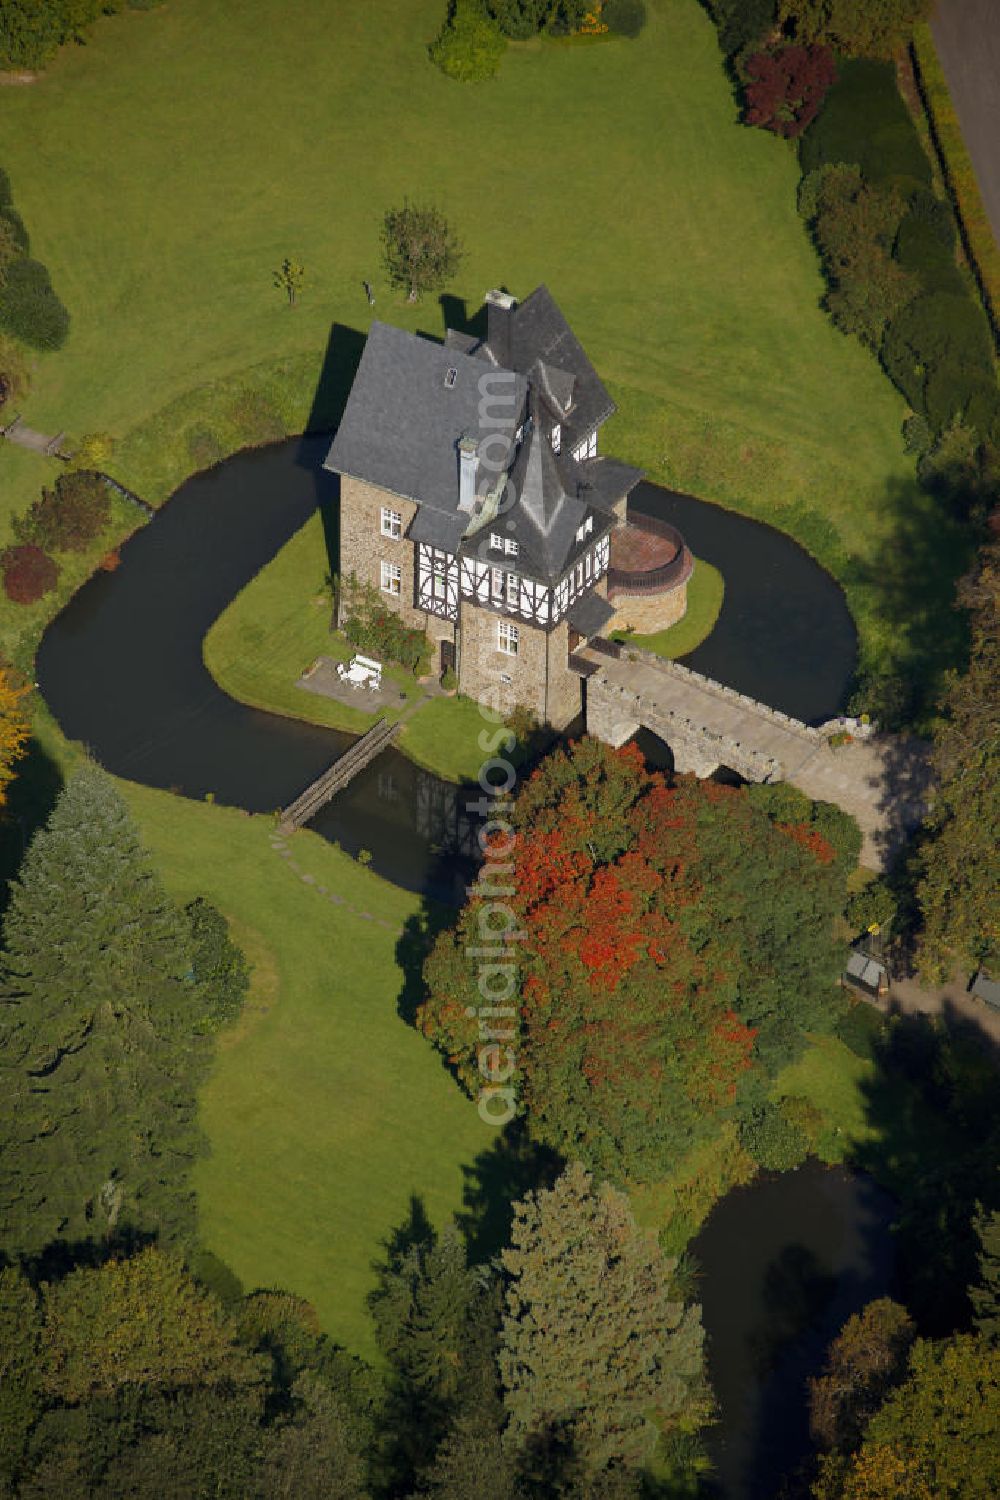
[
  {"xmin": 418, "ymin": 739, "xmax": 849, "ymax": 1183},
  {"xmin": 744, "ymin": 44, "xmax": 837, "ymax": 138},
  {"xmin": 2, "ymin": 543, "xmax": 58, "ymax": 605}
]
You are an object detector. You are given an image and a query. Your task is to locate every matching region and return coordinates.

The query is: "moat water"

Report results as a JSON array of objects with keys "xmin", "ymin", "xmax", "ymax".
[
  {"xmin": 36, "ymin": 435, "xmax": 857, "ymax": 897},
  {"xmin": 693, "ymin": 1160, "xmax": 896, "ymax": 1499}
]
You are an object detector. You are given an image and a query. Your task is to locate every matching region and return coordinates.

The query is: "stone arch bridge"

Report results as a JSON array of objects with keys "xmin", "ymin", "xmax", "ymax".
[{"xmin": 580, "ymin": 643, "xmax": 931, "ymax": 870}]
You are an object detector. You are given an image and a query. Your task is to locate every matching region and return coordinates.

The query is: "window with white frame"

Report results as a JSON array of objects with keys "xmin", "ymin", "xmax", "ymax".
[
  {"xmin": 380, "ymin": 506, "xmax": 402, "ymax": 539},
  {"xmin": 380, "ymin": 560, "xmax": 401, "ymax": 597},
  {"xmin": 572, "ymin": 432, "xmax": 597, "ymax": 462},
  {"xmin": 432, "ymin": 563, "xmax": 447, "ymax": 600},
  {"xmin": 489, "ymin": 532, "xmax": 504, "ymax": 550},
  {"xmin": 504, "ymin": 537, "xmax": 519, "ymax": 556},
  {"xmin": 498, "ymin": 620, "xmax": 519, "ymax": 656},
  {"xmin": 551, "ymin": 422, "xmax": 561, "ymax": 454},
  {"xmin": 505, "ymin": 572, "xmax": 519, "ymax": 607},
  {"xmin": 575, "ymin": 516, "xmax": 594, "ymax": 544}
]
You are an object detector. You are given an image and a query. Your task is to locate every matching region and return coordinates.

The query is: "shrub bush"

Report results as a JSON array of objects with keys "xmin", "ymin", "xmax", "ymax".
[
  {"xmin": 13, "ymin": 471, "xmax": 111, "ymax": 553},
  {"xmin": 603, "ymin": 0, "xmax": 646, "ymax": 37},
  {"xmin": 67, "ymin": 431, "xmax": 115, "ymax": 471},
  {"xmin": 744, "ymin": 45, "xmax": 836, "ymax": 138},
  {"xmin": 185, "ymin": 897, "xmax": 251, "ymax": 1034},
  {"xmin": 1, "ymin": 543, "xmax": 58, "ymax": 605},
  {"xmin": 706, "ymin": 0, "xmax": 776, "ymax": 59},
  {"xmin": 739, "ymin": 1099, "xmax": 809, "ymax": 1172},
  {"xmin": 882, "ymin": 291, "xmax": 995, "ymax": 430},
  {"xmin": 0, "ymin": 257, "xmax": 69, "ymax": 350},
  {"xmin": 430, "ymin": 0, "xmax": 506, "ymax": 81},
  {"xmin": 187, "ymin": 425, "xmax": 225, "ymax": 471},
  {"xmin": 226, "ymin": 389, "xmax": 286, "ymax": 446},
  {"xmin": 799, "ymin": 60, "xmax": 931, "ymax": 190},
  {"xmin": 835, "ymin": 1000, "xmax": 885, "ymax": 1061},
  {"xmin": 341, "ymin": 573, "xmax": 429, "ymax": 673}
]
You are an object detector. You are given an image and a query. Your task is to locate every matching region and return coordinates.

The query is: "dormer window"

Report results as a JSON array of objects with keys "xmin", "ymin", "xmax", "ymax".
[
  {"xmin": 444, "ymin": 367, "xmax": 458, "ymax": 389},
  {"xmin": 575, "ymin": 516, "xmax": 593, "ymax": 544},
  {"xmin": 572, "ymin": 431, "xmax": 598, "ymax": 462},
  {"xmin": 551, "ymin": 422, "xmax": 561, "ymax": 454},
  {"xmin": 490, "ymin": 533, "xmax": 519, "ymax": 556}
]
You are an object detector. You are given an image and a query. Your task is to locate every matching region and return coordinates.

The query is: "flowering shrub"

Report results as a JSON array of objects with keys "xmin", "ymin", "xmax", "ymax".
[{"xmin": 340, "ymin": 572, "xmax": 429, "ymax": 674}]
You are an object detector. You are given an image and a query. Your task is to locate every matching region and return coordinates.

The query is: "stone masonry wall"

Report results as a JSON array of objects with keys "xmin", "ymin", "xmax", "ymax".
[
  {"xmin": 338, "ymin": 477, "xmax": 424, "ymax": 630},
  {"xmin": 609, "ymin": 578, "xmax": 688, "ymax": 636},
  {"xmin": 458, "ymin": 601, "xmax": 583, "ymax": 727}
]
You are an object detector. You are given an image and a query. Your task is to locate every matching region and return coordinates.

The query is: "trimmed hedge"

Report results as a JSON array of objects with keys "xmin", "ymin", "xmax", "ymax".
[
  {"xmin": 0, "ymin": 256, "xmax": 69, "ymax": 350},
  {"xmin": 799, "ymin": 59, "xmax": 931, "ymax": 190},
  {"xmin": 882, "ymin": 291, "xmax": 996, "ymax": 431},
  {"xmin": 911, "ymin": 21, "xmax": 1000, "ymax": 328}
]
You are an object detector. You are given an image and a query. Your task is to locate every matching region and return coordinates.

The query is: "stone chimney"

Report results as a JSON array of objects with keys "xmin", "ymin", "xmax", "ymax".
[
  {"xmin": 485, "ymin": 288, "xmax": 516, "ymax": 367},
  {"xmin": 458, "ymin": 434, "xmax": 479, "ymax": 512}
]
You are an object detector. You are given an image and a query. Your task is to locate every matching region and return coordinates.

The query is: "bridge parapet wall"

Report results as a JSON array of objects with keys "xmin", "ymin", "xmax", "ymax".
[
  {"xmin": 618, "ymin": 645, "xmax": 822, "ymax": 744},
  {"xmin": 587, "ymin": 673, "xmax": 782, "ymax": 783}
]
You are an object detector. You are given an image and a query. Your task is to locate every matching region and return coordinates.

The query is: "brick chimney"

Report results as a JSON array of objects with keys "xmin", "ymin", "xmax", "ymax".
[{"xmin": 485, "ymin": 288, "xmax": 516, "ymax": 367}]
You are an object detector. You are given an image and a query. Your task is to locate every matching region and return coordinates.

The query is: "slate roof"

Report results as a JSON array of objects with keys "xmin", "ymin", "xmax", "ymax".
[
  {"xmin": 567, "ymin": 591, "xmax": 616, "ymax": 638},
  {"xmin": 489, "ymin": 285, "xmax": 615, "ymax": 444},
  {"xmin": 325, "ymin": 288, "xmax": 640, "ymax": 583},
  {"xmin": 324, "ymin": 322, "xmax": 527, "ymax": 514}
]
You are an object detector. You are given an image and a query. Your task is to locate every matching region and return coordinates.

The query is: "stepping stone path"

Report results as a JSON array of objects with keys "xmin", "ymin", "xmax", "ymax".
[{"xmin": 269, "ymin": 830, "xmax": 404, "ymax": 934}]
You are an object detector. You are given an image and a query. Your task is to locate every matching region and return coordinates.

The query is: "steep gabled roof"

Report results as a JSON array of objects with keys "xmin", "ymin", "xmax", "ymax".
[
  {"xmin": 324, "ymin": 321, "xmax": 526, "ymax": 514},
  {"xmin": 490, "ymin": 285, "xmax": 615, "ymax": 440}
]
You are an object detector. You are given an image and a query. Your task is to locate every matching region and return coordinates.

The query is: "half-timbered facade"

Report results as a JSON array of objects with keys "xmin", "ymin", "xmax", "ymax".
[{"xmin": 325, "ymin": 285, "xmax": 646, "ymax": 728}]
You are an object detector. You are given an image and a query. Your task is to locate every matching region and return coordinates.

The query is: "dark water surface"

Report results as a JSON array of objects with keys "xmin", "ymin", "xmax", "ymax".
[
  {"xmin": 37, "ymin": 438, "xmax": 856, "ymax": 895},
  {"xmin": 693, "ymin": 1161, "xmax": 897, "ymax": 1500}
]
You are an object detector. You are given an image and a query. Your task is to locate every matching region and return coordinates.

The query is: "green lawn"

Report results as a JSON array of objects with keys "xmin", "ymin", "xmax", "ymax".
[
  {"xmin": 612, "ymin": 557, "xmax": 724, "ymax": 660},
  {"xmin": 123, "ymin": 782, "xmax": 494, "ymax": 1359},
  {"xmin": 204, "ymin": 510, "xmax": 522, "ymax": 782},
  {"xmin": 0, "ymin": 0, "xmax": 957, "ymax": 701}
]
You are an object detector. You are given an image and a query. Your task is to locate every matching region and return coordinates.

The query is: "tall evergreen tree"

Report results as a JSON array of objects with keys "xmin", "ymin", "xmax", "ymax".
[
  {"xmin": 499, "ymin": 1162, "xmax": 711, "ymax": 1476},
  {"xmin": 0, "ymin": 1266, "xmax": 42, "ymax": 1489},
  {"xmin": 370, "ymin": 1221, "xmax": 498, "ymax": 1490},
  {"xmin": 0, "ymin": 766, "xmax": 209, "ymax": 1256}
]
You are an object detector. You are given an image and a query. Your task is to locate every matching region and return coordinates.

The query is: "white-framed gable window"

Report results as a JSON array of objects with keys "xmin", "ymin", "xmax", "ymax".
[
  {"xmin": 572, "ymin": 430, "xmax": 598, "ymax": 462},
  {"xmin": 505, "ymin": 572, "xmax": 519, "ymax": 607},
  {"xmin": 380, "ymin": 506, "xmax": 402, "ymax": 539},
  {"xmin": 380, "ymin": 560, "xmax": 401, "ymax": 597},
  {"xmin": 551, "ymin": 422, "xmax": 561, "ymax": 454},
  {"xmin": 575, "ymin": 516, "xmax": 594, "ymax": 544},
  {"xmin": 489, "ymin": 532, "xmax": 519, "ymax": 556},
  {"xmin": 498, "ymin": 620, "xmax": 519, "ymax": 656}
]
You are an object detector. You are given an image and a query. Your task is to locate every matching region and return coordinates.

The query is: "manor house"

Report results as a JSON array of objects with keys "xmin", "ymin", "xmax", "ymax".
[{"xmin": 325, "ymin": 286, "xmax": 691, "ymax": 727}]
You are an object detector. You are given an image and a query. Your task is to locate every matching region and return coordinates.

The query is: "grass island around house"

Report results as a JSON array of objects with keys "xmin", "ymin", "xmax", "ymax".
[{"xmin": 0, "ymin": 0, "xmax": 998, "ymax": 1495}]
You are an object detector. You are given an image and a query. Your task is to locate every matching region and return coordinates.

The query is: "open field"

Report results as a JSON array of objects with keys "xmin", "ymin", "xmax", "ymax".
[{"xmin": 0, "ymin": 0, "xmax": 954, "ymax": 698}]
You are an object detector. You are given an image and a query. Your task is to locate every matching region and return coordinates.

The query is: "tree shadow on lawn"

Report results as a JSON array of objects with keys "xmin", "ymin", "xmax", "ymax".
[
  {"xmin": 0, "ymin": 732, "xmax": 64, "ymax": 914},
  {"xmin": 847, "ymin": 1006, "xmax": 1000, "ymax": 1337},
  {"xmin": 456, "ymin": 1121, "xmax": 563, "ymax": 1267},
  {"xmin": 841, "ymin": 472, "xmax": 975, "ymax": 727}
]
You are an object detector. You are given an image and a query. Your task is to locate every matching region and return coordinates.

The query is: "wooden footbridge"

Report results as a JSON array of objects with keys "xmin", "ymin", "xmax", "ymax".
[{"xmin": 278, "ymin": 717, "xmax": 401, "ymax": 833}]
